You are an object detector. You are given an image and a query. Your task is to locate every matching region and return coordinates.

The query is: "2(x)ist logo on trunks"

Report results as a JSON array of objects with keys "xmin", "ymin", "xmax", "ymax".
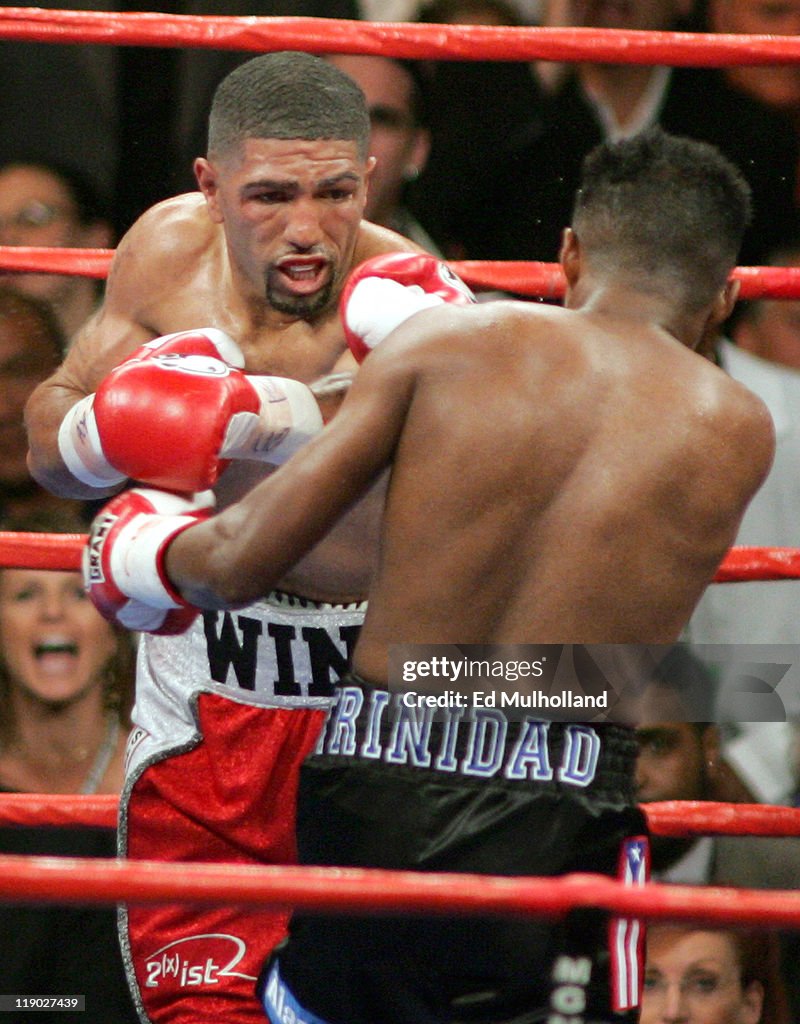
[{"xmin": 144, "ymin": 933, "xmax": 257, "ymax": 989}]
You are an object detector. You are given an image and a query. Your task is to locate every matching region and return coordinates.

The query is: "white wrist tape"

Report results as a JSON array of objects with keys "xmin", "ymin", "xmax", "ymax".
[
  {"xmin": 221, "ymin": 377, "xmax": 324, "ymax": 464},
  {"xmin": 346, "ymin": 277, "xmax": 445, "ymax": 352},
  {"xmin": 58, "ymin": 395, "xmax": 127, "ymax": 489},
  {"xmin": 109, "ymin": 512, "xmax": 197, "ymax": 609}
]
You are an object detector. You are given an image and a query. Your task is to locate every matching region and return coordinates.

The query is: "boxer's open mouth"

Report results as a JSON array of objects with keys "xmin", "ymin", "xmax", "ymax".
[{"xmin": 275, "ymin": 256, "xmax": 328, "ymax": 294}]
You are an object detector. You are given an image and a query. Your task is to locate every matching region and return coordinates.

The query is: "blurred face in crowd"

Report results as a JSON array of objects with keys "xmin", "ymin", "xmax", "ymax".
[
  {"xmin": 641, "ymin": 926, "xmax": 763, "ymax": 1024},
  {"xmin": 564, "ymin": 0, "xmax": 691, "ymax": 30},
  {"xmin": 0, "ymin": 568, "xmax": 118, "ymax": 710},
  {"xmin": 0, "ymin": 305, "xmax": 60, "ymax": 487},
  {"xmin": 635, "ymin": 721, "xmax": 715, "ymax": 804},
  {"xmin": 633, "ymin": 676, "xmax": 718, "ymax": 804},
  {"xmin": 709, "ymin": 0, "xmax": 800, "ymax": 111},
  {"xmin": 634, "ymin": 678, "xmax": 719, "ymax": 871},
  {"xmin": 327, "ymin": 55, "xmax": 430, "ymax": 228},
  {"xmin": 0, "ymin": 163, "xmax": 111, "ymax": 306}
]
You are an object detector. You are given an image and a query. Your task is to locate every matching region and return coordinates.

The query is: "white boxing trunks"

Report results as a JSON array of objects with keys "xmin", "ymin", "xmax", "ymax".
[{"xmin": 118, "ymin": 592, "xmax": 365, "ymax": 1024}]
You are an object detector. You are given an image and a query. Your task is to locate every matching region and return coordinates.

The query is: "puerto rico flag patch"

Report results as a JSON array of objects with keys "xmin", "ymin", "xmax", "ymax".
[{"xmin": 609, "ymin": 835, "xmax": 649, "ymax": 1012}]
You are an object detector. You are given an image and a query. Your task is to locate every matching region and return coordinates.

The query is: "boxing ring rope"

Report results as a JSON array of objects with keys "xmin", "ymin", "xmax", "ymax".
[
  {"xmin": 3, "ymin": 8, "xmax": 800, "ymax": 934},
  {"xmin": 0, "ymin": 794, "xmax": 117, "ymax": 829},
  {"xmin": 5, "ymin": 246, "xmax": 800, "ymax": 301},
  {"xmin": 1, "ymin": 794, "xmax": 798, "ymax": 838},
  {"xmin": 1, "ymin": 529, "xmax": 796, "ymax": 582},
  {"xmin": 2, "ymin": 792, "xmax": 800, "ymax": 919},
  {"xmin": 2, "ymin": 855, "xmax": 800, "ymax": 929},
  {"xmin": 3, "ymin": 9, "xmax": 800, "ymax": 66},
  {"xmin": 0, "ymin": 531, "xmax": 84, "ymax": 571}
]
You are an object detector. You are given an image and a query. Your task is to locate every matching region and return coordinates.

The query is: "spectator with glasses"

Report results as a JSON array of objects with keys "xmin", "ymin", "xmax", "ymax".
[
  {"xmin": 0, "ymin": 159, "xmax": 114, "ymax": 340},
  {"xmin": 326, "ymin": 54, "xmax": 440, "ymax": 253}
]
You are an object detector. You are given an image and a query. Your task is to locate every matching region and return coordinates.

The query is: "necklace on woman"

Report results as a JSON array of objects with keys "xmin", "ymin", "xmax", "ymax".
[
  {"xmin": 79, "ymin": 714, "xmax": 121, "ymax": 795},
  {"xmin": 0, "ymin": 712, "xmax": 121, "ymax": 794}
]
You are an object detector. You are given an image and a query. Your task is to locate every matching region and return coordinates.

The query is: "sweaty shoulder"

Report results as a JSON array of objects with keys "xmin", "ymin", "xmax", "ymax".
[
  {"xmin": 376, "ymin": 299, "xmax": 570, "ymax": 363},
  {"xmin": 361, "ymin": 300, "xmax": 574, "ymax": 396},
  {"xmin": 691, "ymin": 362, "xmax": 775, "ymax": 493},
  {"xmin": 104, "ymin": 192, "xmax": 219, "ymax": 324},
  {"xmin": 410, "ymin": 300, "xmax": 583, "ymax": 373},
  {"xmin": 110, "ymin": 192, "xmax": 215, "ymax": 286},
  {"xmin": 352, "ymin": 219, "xmax": 427, "ymax": 266}
]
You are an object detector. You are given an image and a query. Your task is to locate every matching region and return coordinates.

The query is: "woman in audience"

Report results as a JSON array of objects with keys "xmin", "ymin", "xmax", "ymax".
[
  {"xmin": 641, "ymin": 923, "xmax": 790, "ymax": 1024},
  {"xmin": 0, "ymin": 507, "xmax": 133, "ymax": 792},
  {"xmin": 0, "ymin": 506, "xmax": 138, "ymax": 1023}
]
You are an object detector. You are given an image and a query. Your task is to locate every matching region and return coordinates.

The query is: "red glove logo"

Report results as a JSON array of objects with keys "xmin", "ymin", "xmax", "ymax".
[{"xmin": 152, "ymin": 353, "xmax": 231, "ymax": 378}]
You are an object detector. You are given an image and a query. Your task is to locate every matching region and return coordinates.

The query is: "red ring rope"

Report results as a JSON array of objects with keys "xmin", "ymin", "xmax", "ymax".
[
  {"xmin": 0, "ymin": 531, "xmax": 795, "ymax": 582},
  {"xmin": 1, "ymin": 12, "xmax": 800, "ymax": 66},
  {"xmin": 1, "ymin": 794, "xmax": 798, "ymax": 838},
  {"xmin": 0, "ymin": 531, "xmax": 84, "ymax": 571},
  {"xmin": 645, "ymin": 801, "xmax": 800, "ymax": 838},
  {"xmin": 5, "ymin": 248, "xmax": 800, "ymax": 302},
  {"xmin": 0, "ymin": 855, "xmax": 798, "ymax": 928},
  {"xmin": 0, "ymin": 793, "xmax": 118, "ymax": 829}
]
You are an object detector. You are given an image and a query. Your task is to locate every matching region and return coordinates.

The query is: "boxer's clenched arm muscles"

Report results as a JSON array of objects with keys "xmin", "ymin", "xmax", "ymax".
[
  {"xmin": 24, "ymin": 207, "xmax": 194, "ymax": 498},
  {"xmin": 166, "ymin": 328, "xmax": 420, "ymax": 609}
]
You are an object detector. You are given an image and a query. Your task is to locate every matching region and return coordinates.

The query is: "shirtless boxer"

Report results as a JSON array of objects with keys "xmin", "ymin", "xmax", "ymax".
[
  {"xmin": 81, "ymin": 129, "xmax": 775, "ymax": 1023},
  {"xmin": 23, "ymin": 51, "xmax": 478, "ymax": 1024}
]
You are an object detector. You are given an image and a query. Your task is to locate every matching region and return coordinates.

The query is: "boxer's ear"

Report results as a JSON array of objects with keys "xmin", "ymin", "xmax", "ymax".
[
  {"xmin": 716, "ymin": 278, "xmax": 740, "ymax": 326},
  {"xmin": 560, "ymin": 228, "xmax": 582, "ymax": 290},
  {"xmin": 696, "ymin": 280, "xmax": 740, "ymax": 360},
  {"xmin": 194, "ymin": 157, "xmax": 223, "ymax": 224},
  {"xmin": 708, "ymin": 277, "xmax": 740, "ymax": 334}
]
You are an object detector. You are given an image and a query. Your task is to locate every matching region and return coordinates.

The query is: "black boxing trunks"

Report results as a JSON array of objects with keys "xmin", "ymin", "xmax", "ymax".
[{"xmin": 259, "ymin": 674, "xmax": 649, "ymax": 1024}]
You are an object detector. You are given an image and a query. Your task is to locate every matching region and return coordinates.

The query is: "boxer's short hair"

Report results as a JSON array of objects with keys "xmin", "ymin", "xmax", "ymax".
[{"xmin": 208, "ymin": 51, "xmax": 371, "ymax": 161}]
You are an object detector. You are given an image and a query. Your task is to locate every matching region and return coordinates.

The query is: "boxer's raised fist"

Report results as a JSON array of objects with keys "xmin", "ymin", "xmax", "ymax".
[
  {"xmin": 58, "ymin": 328, "xmax": 323, "ymax": 493},
  {"xmin": 57, "ymin": 328, "xmax": 241, "ymax": 491},
  {"xmin": 340, "ymin": 252, "xmax": 476, "ymax": 363},
  {"xmin": 83, "ymin": 487, "xmax": 214, "ymax": 635}
]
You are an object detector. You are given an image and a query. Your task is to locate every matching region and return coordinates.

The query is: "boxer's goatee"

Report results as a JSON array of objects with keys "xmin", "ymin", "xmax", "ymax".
[{"xmin": 266, "ymin": 273, "xmax": 334, "ymax": 321}]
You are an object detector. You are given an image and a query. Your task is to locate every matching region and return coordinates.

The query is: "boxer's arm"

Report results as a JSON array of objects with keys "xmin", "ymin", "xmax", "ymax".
[
  {"xmin": 25, "ymin": 317, "xmax": 158, "ymax": 499},
  {"xmin": 165, "ymin": 322, "xmax": 423, "ymax": 609},
  {"xmin": 25, "ymin": 220, "xmax": 173, "ymax": 499}
]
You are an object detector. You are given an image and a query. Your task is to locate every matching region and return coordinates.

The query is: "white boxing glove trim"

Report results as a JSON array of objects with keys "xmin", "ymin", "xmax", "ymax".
[
  {"xmin": 58, "ymin": 394, "xmax": 127, "ymax": 489},
  {"xmin": 220, "ymin": 376, "xmax": 324, "ymax": 464},
  {"xmin": 141, "ymin": 328, "xmax": 246, "ymax": 369},
  {"xmin": 117, "ymin": 599, "xmax": 174, "ymax": 633},
  {"xmin": 345, "ymin": 277, "xmax": 445, "ymax": 353},
  {"xmin": 82, "ymin": 537, "xmax": 175, "ymax": 632},
  {"xmin": 108, "ymin": 512, "xmax": 199, "ymax": 609},
  {"xmin": 132, "ymin": 487, "xmax": 216, "ymax": 517}
]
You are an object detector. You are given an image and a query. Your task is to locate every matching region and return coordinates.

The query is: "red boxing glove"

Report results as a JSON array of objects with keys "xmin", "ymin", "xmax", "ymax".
[
  {"xmin": 83, "ymin": 487, "xmax": 214, "ymax": 635},
  {"xmin": 131, "ymin": 329, "xmax": 245, "ymax": 365},
  {"xmin": 58, "ymin": 328, "xmax": 323, "ymax": 493},
  {"xmin": 340, "ymin": 252, "xmax": 476, "ymax": 363},
  {"xmin": 58, "ymin": 328, "xmax": 241, "ymax": 491}
]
